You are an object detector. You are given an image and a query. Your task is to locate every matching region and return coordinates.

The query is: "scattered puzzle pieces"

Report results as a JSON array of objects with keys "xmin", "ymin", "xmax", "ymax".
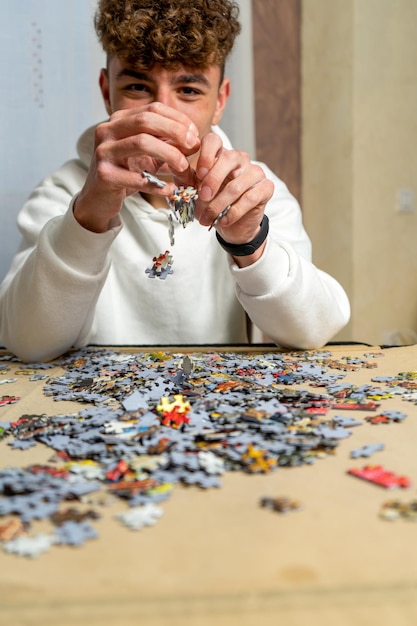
[
  {"xmin": 0, "ymin": 395, "xmax": 20, "ymax": 407},
  {"xmin": 380, "ymin": 499, "xmax": 417, "ymax": 521},
  {"xmin": 54, "ymin": 520, "xmax": 98, "ymax": 546},
  {"xmin": 365, "ymin": 410, "xmax": 407, "ymax": 424},
  {"xmin": 116, "ymin": 504, "xmax": 163, "ymax": 530},
  {"xmin": 260, "ymin": 496, "xmax": 302, "ymax": 514},
  {"xmin": 3, "ymin": 533, "xmax": 55, "ymax": 558},
  {"xmin": 350, "ymin": 443, "xmax": 384, "ymax": 458},
  {"xmin": 0, "ymin": 518, "xmax": 24, "ymax": 541},
  {"xmin": 347, "ymin": 465, "xmax": 411, "ymax": 489},
  {"xmin": 198, "ymin": 451, "xmax": 225, "ymax": 475},
  {"xmin": 0, "ymin": 346, "xmax": 414, "ymax": 558},
  {"xmin": 242, "ymin": 444, "xmax": 277, "ymax": 473}
]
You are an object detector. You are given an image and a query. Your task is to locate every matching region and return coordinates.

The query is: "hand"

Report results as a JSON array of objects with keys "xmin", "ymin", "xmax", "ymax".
[
  {"xmin": 74, "ymin": 103, "xmax": 200, "ymax": 233},
  {"xmin": 190, "ymin": 132, "xmax": 274, "ymax": 265}
]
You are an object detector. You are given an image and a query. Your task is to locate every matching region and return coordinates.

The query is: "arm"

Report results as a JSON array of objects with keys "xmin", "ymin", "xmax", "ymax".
[
  {"xmin": 191, "ymin": 133, "xmax": 350, "ymax": 348},
  {"xmin": 0, "ymin": 175, "xmax": 121, "ymax": 362},
  {"xmin": 230, "ymin": 165, "xmax": 350, "ymax": 348},
  {"xmin": 0, "ymin": 104, "xmax": 201, "ymax": 362},
  {"xmin": 73, "ymin": 103, "xmax": 200, "ymax": 233}
]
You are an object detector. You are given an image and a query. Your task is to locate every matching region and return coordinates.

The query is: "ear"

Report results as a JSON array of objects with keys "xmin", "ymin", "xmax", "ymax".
[
  {"xmin": 99, "ymin": 68, "xmax": 112, "ymax": 116},
  {"xmin": 212, "ymin": 78, "xmax": 231, "ymax": 126}
]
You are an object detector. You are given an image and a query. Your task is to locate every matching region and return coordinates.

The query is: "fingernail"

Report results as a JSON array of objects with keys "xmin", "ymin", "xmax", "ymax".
[
  {"xmin": 176, "ymin": 156, "xmax": 189, "ymax": 172},
  {"xmin": 198, "ymin": 168, "xmax": 209, "ymax": 179},
  {"xmin": 199, "ymin": 185, "xmax": 212, "ymax": 201},
  {"xmin": 186, "ymin": 129, "xmax": 198, "ymax": 148}
]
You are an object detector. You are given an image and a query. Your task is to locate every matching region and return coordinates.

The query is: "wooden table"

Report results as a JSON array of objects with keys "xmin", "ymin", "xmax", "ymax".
[{"xmin": 1, "ymin": 343, "xmax": 417, "ymax": 626}]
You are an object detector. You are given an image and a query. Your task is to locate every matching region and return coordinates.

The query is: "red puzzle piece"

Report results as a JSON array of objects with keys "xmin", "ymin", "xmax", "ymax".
[{"xmin": 348, "ymin": 465, "xmax": 411, "ymax": 489}]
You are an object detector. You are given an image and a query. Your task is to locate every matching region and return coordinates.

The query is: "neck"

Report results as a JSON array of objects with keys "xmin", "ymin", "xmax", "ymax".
[{"xmin": 142, "ymin": 192, "xmax": 169, "ymax": 209}]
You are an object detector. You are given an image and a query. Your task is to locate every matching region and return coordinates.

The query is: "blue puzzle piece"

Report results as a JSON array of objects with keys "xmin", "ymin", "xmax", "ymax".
[{"xmin": 350, "ymin": 442, "xmax": 384, "ymax": 458}]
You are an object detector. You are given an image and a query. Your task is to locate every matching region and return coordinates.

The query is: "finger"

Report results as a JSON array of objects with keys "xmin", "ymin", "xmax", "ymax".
[
  {"xmin": 198, "ymin": 162, "xmax": 268, "ymax": 226},
  {"xmin": 214, "ymin": 181, "xmax": 274, "ymax": 245},
  {"xmin": 208, "ymin": 204, "xmax": 231, "ymax": 231},
  {"xmin": 111, "ymin": 101, "xmax": 196, "ymax": 129},
  {"xmin": 97, "ymin": 103, "xmax": 200, "ymax": 155},
  {"xmin": 195, "ymin": 132, "xmax": 224, "ymax": 181},
  {"xmin": 170, "ymin": 164, "xmax": 199, "ymax": 189},
  {"xmin": 93, "ymin": 159, "xmax": 176, "ymax": 196},
  {"xmin": 197, "ymin": 148, "xmax": 253, "ymax": 203},
  {"xmin": 97, "ymin": 133, "xmax": 193, "ymax": 174}
]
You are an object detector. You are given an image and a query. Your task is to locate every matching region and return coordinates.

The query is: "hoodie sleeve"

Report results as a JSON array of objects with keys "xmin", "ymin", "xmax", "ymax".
[
  {"xmin": 0, "ymin": 162, "xmax": 121, "ymax": 362},
  {"xmin": 227, "ymin": 163, "xmax": 351, "ymax": 348}
]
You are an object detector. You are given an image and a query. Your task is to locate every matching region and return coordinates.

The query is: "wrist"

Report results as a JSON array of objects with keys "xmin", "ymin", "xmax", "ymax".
[
  {"xmin": 73, "ymin": 192, "xmax": 120, "ymax": 233},
  {"xmin": 215, "ymin": 214, "xmax": 269, "ymax": 256}
]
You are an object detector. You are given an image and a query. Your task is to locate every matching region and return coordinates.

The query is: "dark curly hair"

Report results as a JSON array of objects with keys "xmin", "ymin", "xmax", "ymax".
[{"xmin": 94, "ymin": 0, "xmax": 241, "ymax": 73}]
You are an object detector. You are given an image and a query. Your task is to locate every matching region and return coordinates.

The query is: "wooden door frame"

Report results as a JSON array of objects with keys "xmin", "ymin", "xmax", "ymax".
[{"xmin": 252, "ymin": 0, "xmax": 302, "ymax": 203}]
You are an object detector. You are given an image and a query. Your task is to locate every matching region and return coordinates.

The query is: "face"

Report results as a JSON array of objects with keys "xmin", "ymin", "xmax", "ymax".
[{"xmin": 99, "ymin": 57, "xmax": 230, "ymax": 146}]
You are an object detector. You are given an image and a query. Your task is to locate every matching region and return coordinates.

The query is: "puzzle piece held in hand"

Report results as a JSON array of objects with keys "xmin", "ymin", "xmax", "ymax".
[{"xmin": 168, "ymin": 186, "xmax": 198, "ymax": 227}]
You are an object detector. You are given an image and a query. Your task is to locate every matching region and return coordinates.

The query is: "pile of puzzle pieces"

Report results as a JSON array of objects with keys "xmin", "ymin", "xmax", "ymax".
[{"xmin": 0, "ymin": 348, "xmax": 416, "ymax": 557}]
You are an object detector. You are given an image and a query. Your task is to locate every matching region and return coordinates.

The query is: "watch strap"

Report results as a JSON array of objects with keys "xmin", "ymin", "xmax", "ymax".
[{"xmin": 215, "ymin": 214, "xmax": 269, "ymax": 256}]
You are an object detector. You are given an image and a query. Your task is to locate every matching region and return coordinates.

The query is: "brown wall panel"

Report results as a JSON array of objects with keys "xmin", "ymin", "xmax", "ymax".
[{"xmin": 252, "ymin": 0, "xmax": 301, "ymax": 202}]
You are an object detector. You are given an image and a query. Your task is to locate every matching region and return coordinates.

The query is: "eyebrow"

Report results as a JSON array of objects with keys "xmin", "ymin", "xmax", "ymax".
[
  {"xmin": 172, "ymin": 73, "xmax": 211, "ymax": 88},
  {"xmin": 115, "ymin": 68, "xmax": 211, "ymax": 88}
]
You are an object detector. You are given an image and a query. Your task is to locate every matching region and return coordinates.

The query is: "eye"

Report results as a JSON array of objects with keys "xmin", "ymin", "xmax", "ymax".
[
  {"xmin": 179, "ymin": 86, "xmax": 203, "ymax": 98},
  {"xmin": 124, "ymin": 83, "xmax": 149, "ymax": 92}
]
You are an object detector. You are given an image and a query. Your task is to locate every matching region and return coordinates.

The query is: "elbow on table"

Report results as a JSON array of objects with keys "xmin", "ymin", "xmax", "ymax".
[
  {"xmin": 271, "ymin": 305, "xmax": 351, "ymax": 352},
  {"xmin": 0, "ymin": 338, "xmax": 71, "ymax": 364}
]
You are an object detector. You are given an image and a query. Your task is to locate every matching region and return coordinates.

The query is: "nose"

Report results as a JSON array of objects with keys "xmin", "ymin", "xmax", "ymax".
[{"xmin": 154, "ymin": 87, "xmax": 174, "ymax": 107}]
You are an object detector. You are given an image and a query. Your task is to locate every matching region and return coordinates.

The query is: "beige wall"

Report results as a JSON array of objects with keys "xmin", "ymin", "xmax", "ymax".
[{"xmin": 302, "ymin": 0, "xmax": 417, "ymax": 345}]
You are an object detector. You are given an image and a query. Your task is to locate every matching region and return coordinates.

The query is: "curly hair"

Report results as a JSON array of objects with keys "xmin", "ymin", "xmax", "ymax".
[{"xmin": 94, "ymin": 0, "xmax": 241, "ymax": 72}]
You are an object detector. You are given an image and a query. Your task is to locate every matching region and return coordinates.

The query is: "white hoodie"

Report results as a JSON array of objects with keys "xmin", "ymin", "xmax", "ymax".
[{"xmin": 0, "ymin": 125, "xmax": 350, "ymax": 362}]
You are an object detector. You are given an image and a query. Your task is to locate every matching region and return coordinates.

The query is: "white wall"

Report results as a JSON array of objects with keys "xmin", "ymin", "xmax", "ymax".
[
  {"xmin": 221, "ymin": 0, "xmax": 255, "ymax": 158},
  {"xmin": 0, "ymin": 0, "xmax": 105, "ymax": 282}
]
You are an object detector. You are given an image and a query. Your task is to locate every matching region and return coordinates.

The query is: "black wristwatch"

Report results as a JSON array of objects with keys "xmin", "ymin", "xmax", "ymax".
[{"xmin": 215, "ymin": 215, "xmax": 269, "ymax": 256}]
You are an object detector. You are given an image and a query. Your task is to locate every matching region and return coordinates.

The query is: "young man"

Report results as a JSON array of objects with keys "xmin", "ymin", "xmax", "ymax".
[{"xmin": 0, "ymin": 0, "xmax": 350, "ymax": 362}]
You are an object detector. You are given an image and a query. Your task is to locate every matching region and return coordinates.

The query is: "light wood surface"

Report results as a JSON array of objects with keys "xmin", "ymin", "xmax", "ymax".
[{"xmin": 1, "ymin": 344, "xmax": 417, "ymax": 626}]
